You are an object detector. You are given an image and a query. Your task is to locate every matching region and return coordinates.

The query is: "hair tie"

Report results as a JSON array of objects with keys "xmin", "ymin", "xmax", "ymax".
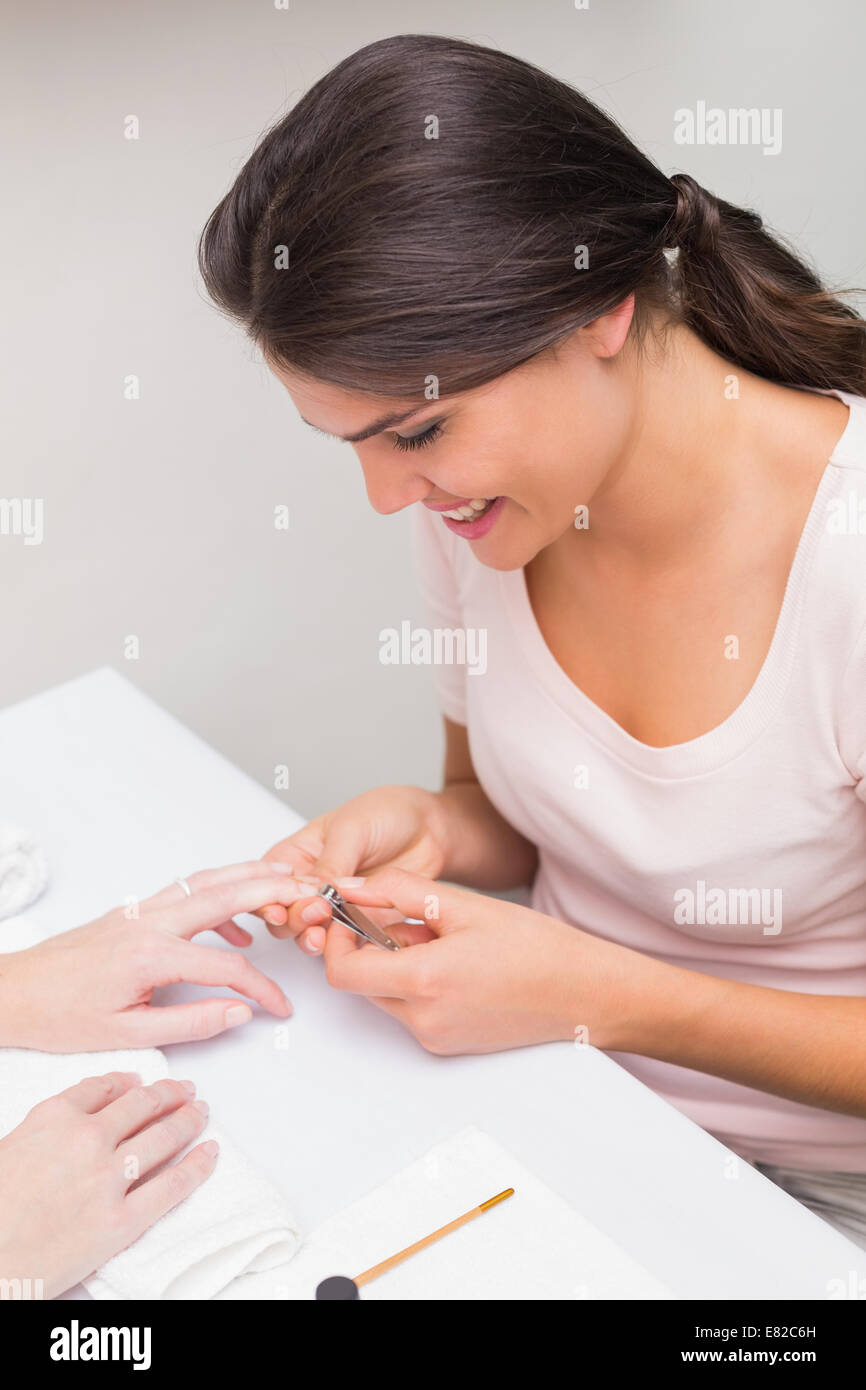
[{"xmin": 668, "ymin": 173, "xmax": 718, "ymax": 255}]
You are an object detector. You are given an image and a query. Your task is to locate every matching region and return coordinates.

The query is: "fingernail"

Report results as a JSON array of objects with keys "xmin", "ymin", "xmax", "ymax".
[
  {"xmin": 305, "ymin": 927, "xmax": 326, "ymax": 953},
  {"xmin": 225, "ymin": 1004, "xmax": 252, "ymax": 1027},
  {"xmin": 203, "ymin": 1140, "xmax": 219, "ymax": 1157},
  {"xmin": 335, "ymin": 876, "xmax": 366, "ymax": 888},
  {"xmin": 269, "ymin": 862, "xmax": 294, "ymax": 874},
  {"xmin": 265, "ymin": 908, "xmax": 287, "ymax": 925},
  {"xmin": 180, "ymin": 1079, "xmax": 196, "ymax": 1096},
  {"xmin": 302, "ymin": 902, "xmax": 328, "ymax": 924},
  {"xmin": 192, "ymin": 1099, "xmax": 210, "ymax": 1116},
  {"xmin": 123, "ymin": 1072, "xmax": 142, "ymax": 1082}
]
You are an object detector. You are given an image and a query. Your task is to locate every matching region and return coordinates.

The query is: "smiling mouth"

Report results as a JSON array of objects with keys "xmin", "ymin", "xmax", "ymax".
[{"xmin": 437, "ymin": 497, "xmax": 498, "ymax": 521}]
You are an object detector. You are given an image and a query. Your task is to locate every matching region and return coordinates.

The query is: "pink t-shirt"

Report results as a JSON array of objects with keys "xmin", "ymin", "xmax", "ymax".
[{"xmin": 411, "ymin": 387, "xmax": 866, "ymax": 1172}]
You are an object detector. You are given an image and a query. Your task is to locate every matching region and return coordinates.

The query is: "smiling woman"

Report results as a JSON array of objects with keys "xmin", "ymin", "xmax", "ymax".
[{"xmin": 196, "ymin": 32, "xmax": 866, "ymax": 1255}]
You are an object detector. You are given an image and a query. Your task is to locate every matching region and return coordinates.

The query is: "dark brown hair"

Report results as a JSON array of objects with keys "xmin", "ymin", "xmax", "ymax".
[{"xmin": 198, "ymin": 33, "xmax": 866, "ymax": 400}]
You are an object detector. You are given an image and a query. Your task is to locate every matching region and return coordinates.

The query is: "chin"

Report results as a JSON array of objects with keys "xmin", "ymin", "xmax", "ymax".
[{"xmin": 471, "ymin": 534, "xmax": 540, "ymax": 572}]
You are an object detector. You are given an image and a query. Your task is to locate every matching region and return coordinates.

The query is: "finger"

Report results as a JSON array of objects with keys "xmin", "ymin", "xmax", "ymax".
[
  {"xmin": 99, "ymin": 1077, "xmax": 197, "ymax": 1144},
  {"xmin": 262, "ymin": 834, "xmax": 321, "ymax": 873},
  {"xmin": 57, "ymin": 1071, "xmax": 142, "ymax": 1115},
  {"xmin": 283, "ymin": 889, "xmax": 403, "ymax": 954},
  {"xmin": 117, "ymin": 997, "xmax": 261, "ymax": 1046},
  {"xmin": 385, "ymin": 918, "xmax": 438, "ymax": 947},
  {"xmin": 157, "ymin": 876, "xmax": 323, "ymax": 941},
  {"xmin": 125, "ymin": 925, "xmax": 292, "ymax": 1023},
  {"xmin": 118, "ymin": 1101, "xmax": 210, "ymax": 1183},
  {"xmin": 139, "ymin": 860, "xmax": 298, "ymax": 914},
  {"xmin": 123, "ymin": 1140, "xmax": 219, "ymax": 1239},
  {"xmin": 258, "ymin": 832, "xmax": 325, "ymax": 926},
  {"xmin": 322, "ymin": 918, "xmax": 415, "ymax": 999},
  {"xmin": 168, "ymin": 939, "xmax": 292, "ymax": 1016},
  {"xmin": 334, "ymin": 867, "xmax": 461, "ymax": 936},
  {"xmin": 269, "ymin": 892, "xmax": 334, "ymax": 946},
  {"xmin": 285, "ymin": 881, "xmax": 403, "ymax": 952},
  {"xmin": 262, "ymin": 884, "xmax": 323, "ymax": 933},
  {"xmin": 309, "ymin": 819, "xmax": 368, "ymax": 887},
  {"xmin": 262, "ymin": 817, "xmax": 367, "ymax": 932},
  {"xmin": 305, "ymin": 912, "xmax": 434, "ymax": 954},
  {"xmin": 210, "ymin": 920, "xmax": 254, "ymax": 947},
  {"xmin": 302, "ymin": 873, "xmax": 439, "ymax": 955}
]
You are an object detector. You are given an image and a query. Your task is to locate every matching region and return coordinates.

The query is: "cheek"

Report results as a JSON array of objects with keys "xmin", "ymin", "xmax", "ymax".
[
  {"xmin": 470, "ymin": 423, "xmax": 532, "ymax": 492},
  {"xmin": 432, "ymin": 437, "xmax": 509, "ymax": 496},
  {"xmin": 541, "ymin": 412, "xmax": 620, "ymax": 503}
]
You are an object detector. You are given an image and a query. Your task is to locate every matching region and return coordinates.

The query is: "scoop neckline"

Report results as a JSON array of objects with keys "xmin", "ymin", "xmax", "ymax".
[{"xmin": 499, "ymin": 388, "xmax": 862, "ymax": 779}]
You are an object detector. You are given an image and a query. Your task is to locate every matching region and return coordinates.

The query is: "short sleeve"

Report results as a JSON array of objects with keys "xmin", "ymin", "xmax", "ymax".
[{"xmin": 410, "ymin": 503, "xmax": 468, "ymax": 725}]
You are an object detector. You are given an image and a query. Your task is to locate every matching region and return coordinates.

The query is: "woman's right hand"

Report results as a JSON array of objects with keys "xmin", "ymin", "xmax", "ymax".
[
  {"xmin": 0, "ymin": 1071, "xmax": 216, "ymax": 1299},
  {"xmin": 257, "ymin": 785, "xmax": 450, "ymax": 952}
]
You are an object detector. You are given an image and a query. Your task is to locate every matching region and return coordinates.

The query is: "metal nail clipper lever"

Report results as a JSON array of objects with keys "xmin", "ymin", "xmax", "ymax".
[{"xmin": 317, "ymin": 884, "xmax": 401, "ymax": 951}]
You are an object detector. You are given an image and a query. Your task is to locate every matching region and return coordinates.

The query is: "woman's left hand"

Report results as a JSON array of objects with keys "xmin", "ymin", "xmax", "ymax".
[{"xmin": 320, "ymin": 868, "xmax": 662, "ymax": 1055}]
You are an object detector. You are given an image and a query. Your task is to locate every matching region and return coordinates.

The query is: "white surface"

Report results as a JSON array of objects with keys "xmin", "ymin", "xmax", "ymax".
[
  {"xmin": 218, "ymin": 1126, "xmax": 674, "ymax": 1301},
  {"xmin": 1, "ymin": 666, "xmax": 864, "ymax": 1300}
]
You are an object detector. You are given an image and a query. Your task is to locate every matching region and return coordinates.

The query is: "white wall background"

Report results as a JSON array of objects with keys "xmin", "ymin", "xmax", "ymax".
[{"xmin": 3, "ymin": 0, "xmax": 864, "ymax": 820}]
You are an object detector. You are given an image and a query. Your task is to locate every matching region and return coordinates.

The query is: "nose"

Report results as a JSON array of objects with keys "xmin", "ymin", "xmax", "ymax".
[{"xmin": 357, "ymin": 452, "xmax": 428, "ymax": 516}]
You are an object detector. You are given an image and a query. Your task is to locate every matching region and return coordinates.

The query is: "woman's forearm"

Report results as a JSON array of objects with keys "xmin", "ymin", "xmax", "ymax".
[
  {"xmin": 431, "ymin": 780, "xmax": 538, "ymax": 890},
  {"xmin": 621, "ymin": 960, "xmax": 866, "ymax": 1118}
]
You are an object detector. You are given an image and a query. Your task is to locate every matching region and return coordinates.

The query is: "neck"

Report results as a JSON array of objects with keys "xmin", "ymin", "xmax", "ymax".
[{"xmin": 571, "ymin": 322, "xmax": 840, "ymax": 570}]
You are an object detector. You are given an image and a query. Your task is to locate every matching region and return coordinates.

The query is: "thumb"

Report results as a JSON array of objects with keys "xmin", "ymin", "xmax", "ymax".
[
  {"xmin": 336, "ymin": 866, "xmax": 465, "ymax": 937},
  {"xmin": 310, "ymin": 816, "xmax": 369, "ymax": 885},
  {"xmin": 283, "ymin": 818, "xmax": 373, "ymax": 953},
  {"xmin": 257, "ymin": 825, "xmax": 324, "ymax": 928}
]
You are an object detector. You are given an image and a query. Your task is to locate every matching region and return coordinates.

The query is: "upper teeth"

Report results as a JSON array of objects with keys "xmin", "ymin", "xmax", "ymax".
[{"xmin": 441, "ymin": 498, "xmax": 493, "ymax": 520}]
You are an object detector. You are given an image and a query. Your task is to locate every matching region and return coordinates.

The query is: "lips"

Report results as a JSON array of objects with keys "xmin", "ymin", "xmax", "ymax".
[{"xmin": 440, "ymin": 495, "xmax": 505, "ymax": 539}]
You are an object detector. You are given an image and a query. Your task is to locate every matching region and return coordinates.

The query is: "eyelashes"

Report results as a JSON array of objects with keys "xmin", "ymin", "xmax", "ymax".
[{"xmin": 391, "ymin": 421, "xmax": 444, "ymax": 453}]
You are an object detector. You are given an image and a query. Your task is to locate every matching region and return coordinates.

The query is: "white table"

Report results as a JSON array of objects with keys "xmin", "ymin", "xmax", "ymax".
[{"xmin": 2, "ymin": 666, "xmax": 863, "ymax": 1299}]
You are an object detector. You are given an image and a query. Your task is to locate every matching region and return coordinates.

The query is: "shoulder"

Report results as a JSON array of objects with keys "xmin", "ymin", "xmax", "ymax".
[
  {"xmin": 813, "ymin": 392, "xmax": 866, "ymax": 621},
  {"xmin": 810, "ymin": 394, "xmax": 866, "ymax": 764}
]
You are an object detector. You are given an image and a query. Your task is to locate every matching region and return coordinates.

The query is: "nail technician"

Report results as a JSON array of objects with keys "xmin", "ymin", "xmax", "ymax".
[{"xmin": 198, "ymin": 35, "xmax": 866, "ymax": 1247}]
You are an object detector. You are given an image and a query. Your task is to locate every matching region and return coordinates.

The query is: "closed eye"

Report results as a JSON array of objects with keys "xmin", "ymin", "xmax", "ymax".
[{"xmin": 391, "ymin": 421, "xmax": 443, "ymax": 453}]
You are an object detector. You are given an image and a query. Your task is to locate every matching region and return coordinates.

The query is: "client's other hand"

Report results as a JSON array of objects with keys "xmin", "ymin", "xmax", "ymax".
[
  {"xmin": 0, "ymin": 1071, "xmax": 216, "ymax": 1298},
  {"xmin": 0, "ymin": 862, "xmax": 296, "ymax": 1050}
]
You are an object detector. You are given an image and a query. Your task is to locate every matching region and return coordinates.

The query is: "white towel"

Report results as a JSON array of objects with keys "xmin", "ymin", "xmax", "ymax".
[
  {"xmin": 0, "ymin": 915, "xmax": 300, "ymax": 1301},
  {"xmin": 217, "ymin": 1126, "xmax": 674, "ymax": 1301},
  {"xmin": 0, "ymin": 823, "xmax": 48, "ymax": 920}
]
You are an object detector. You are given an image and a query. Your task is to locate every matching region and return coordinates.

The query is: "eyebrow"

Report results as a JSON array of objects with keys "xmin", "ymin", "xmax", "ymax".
[{"xmin": 300, "ymin": 404, "xmax": 435, "ymax": 444}]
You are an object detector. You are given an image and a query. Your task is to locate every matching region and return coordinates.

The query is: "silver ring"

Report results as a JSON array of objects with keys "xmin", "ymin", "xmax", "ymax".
[{"xmin": 174, "ymin": 876, "xmax": 192, "ymax": 898}]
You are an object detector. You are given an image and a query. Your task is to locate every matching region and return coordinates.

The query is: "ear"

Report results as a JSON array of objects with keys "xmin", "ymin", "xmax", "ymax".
[{"xmin": 582, "ymin": 293, "xmax": 635, "ymax": 360}]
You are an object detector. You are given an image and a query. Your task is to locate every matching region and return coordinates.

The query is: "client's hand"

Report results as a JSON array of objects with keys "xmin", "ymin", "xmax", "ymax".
[
  {"xmin": 255, "ymin": 786, "xmax": 450, "ymax": 952},
  {"xmin": 0, "ymin": 862, "xmax": 298, "ymax": 1050},
  {"xmin": 0, "ymin": 1071, "xmax": 215, "ymax": 1298}
]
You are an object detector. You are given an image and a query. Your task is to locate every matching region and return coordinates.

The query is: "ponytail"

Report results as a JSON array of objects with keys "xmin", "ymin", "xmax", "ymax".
[{"xmin": 667, "ymin": 173, "xmax": 865, "ymax": 393}]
